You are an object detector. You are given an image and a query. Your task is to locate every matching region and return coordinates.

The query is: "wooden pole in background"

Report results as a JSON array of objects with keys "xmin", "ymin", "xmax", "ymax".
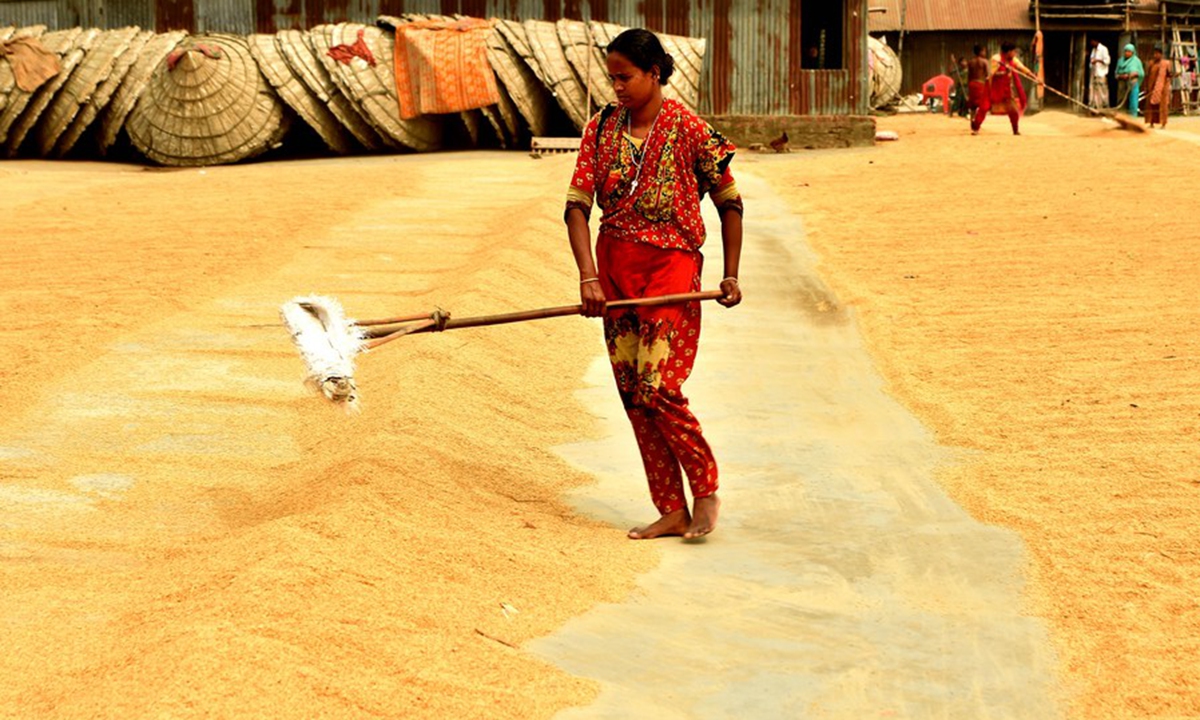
[
  {"xmin": 1035, "ymin": 0, "xmax": 1045, "ymax": 102},
  {"xmin": 1162, "ymin": 4, "xmax": 1168, "ymax": 53}
]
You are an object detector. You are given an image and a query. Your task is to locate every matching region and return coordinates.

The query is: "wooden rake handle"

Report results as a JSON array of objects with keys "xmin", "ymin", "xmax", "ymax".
[
  {"xmin": 1011, "ymin": 67, "xmax": 1082, "ymax": 109},
  {"xmin": 364, "ymin": 317, "xmax": 439, "ymax": 350},
  {"xmin": 1010, "ymin": 67, "xmax": 1106, "ymax": 115},
  {"xmin": 363, "ymin": 290, "xmax": 726, "ymax": 349}
]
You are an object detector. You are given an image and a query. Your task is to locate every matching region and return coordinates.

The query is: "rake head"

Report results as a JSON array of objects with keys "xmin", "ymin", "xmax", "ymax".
[
  {"xmin": 280, "ymin": 295, "xmax": 366, "ymax": 411},
  {"xmin": 1102, "ymin": 110, "xmax": 1149, "ymax": 133}
]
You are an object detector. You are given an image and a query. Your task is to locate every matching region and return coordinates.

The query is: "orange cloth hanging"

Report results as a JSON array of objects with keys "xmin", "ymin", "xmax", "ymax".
[{"xmin": 393, "ymin": 18, "xmax": 500, "ymax": 120}]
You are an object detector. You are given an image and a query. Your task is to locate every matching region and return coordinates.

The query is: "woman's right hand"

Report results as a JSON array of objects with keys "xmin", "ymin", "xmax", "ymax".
[
  {"xmin": 581, "ymin": 280, "xmax": 607, "ymax": 317},
  {"xmin": 718, "ymin": 277, "xmax": 742, "ymax": 308}
]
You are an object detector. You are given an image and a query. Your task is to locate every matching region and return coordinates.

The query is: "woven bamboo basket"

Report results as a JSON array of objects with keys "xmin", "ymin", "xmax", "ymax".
[
  {"xmin": 0, "ymin": 27, "xmax": 77, "ymax": 148},
  {"xmin": 557, "ymin": 19, "xmax": 613, "ymax": 111},
  {"xmin": 309, "ymin": 22, "xmax": 442, "ymax": 152},
  {"xmin": 54, "ymin": 28, "xmax": 151, "ymax": 157},
  {"xmin": 522, "ymin": 19, "xmax": 589, "ymax": 129},
  {"xmin": 125, "ymin": 34, "xmax": 290, "ymax": 166},
  {"xmin": 97, "ymin": 30, "xmax": 186, "ymax": 154},
  {"xmin": 35, "ymin": 26, "xmax": 140, "ymax": 157},
  {"xmin": 275, "ymin": 28, "xmax": 384, "ymax": 151},
  {"xmin": 5, "ymin": 28, "xmax": 98, "ymax": 157},
  {"xmin": 868, "ymin": 36, "xmax": 902, "ymax": 108},
  {"xmin": 249, "ymin": 32, "xmax": 354, "ymax": 154},
  {"xmin": 485, "ymin": 21, "xmax": 555, "ymax": 138}
]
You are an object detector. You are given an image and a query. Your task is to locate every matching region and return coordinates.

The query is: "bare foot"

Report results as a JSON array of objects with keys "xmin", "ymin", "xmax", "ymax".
[
  {"xmin": 684, "ymin": 495, "xmax": 721, "ymax": 540},
  {"xmin": 628, "ymin": 509, "xmax": 690, "ymax": 540}
]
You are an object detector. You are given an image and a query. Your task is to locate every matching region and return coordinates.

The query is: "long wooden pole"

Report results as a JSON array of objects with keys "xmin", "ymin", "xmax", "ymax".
[
  {"xmin": 365, "ymin": 318, "xmax": 439, "ymax": 350},
  {"xmin": 357, "ymin": 312, "xmax": 438, "ymax": 327},
  {"xmin": 1011, "ymin": 65, "xmax": 1146, "ymax": 131},
  {"xmin": 360, "ymin": 290, "xmax": 727, "ymax": 339}
]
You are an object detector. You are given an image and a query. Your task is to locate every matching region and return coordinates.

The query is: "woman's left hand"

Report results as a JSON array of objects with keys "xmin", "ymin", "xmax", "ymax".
[{"xmin": 718, "ymin": 278, "xmax": 742, "ymax": 308}]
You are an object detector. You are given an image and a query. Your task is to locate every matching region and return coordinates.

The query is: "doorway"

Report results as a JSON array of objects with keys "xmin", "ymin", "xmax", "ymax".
[
  {"xmin": 1040, "ymin": 31, "xmax": 1075, "ymax": 107},
  {"xmin": 1085, "ymin": 31, "xmax": 1122, "ymax": 109}
]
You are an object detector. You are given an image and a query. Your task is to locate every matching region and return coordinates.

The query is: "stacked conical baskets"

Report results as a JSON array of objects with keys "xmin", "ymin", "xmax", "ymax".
[{"xmin": 0, "ymin": 14, "xmax": 707, "ymax": 166}]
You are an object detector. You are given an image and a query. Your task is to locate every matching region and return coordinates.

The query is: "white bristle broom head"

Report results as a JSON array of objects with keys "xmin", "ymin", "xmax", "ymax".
[{"xmin": 280, "ymin": 295, "xmax": 366, "ymax": 412}]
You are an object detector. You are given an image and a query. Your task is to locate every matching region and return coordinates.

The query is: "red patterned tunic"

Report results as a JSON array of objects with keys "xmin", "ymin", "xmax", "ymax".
[{"xmin": 565, "ymin": 98, "xmax": 742, "ymax": 250}]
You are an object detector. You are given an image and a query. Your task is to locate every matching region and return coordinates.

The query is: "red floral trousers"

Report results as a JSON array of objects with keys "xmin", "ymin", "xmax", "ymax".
[{"xmin": 597, "ymin": 236, "xmax": 719, "ymax": 515}]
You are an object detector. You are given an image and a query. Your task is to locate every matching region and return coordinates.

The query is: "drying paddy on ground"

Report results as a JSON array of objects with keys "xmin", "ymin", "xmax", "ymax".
[
  {"xmin": 0, "ymin": 154, "xmax": 654, "ymax": 718},
  {"xmin": 1, "ymin": 109, "xmax": 1195, "ymax": 719}
]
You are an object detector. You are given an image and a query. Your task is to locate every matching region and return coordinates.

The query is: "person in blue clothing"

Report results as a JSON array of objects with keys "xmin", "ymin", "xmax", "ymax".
[{"xmin": 1115, "ymin": 43, "xmax": 1144, "ymax": 117}]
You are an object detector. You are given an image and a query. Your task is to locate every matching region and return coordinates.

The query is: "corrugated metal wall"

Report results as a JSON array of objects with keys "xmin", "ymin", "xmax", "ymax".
[
  {"xmin": 2, "ymin": 0, "xmax": 65, "ymax": 26},
  {"xmin": 0, "ymin": 0, "xmax": 871, "ymax": 116}
]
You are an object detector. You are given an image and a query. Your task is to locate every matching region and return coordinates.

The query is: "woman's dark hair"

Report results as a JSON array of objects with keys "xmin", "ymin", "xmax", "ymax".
[
  {"xmin": 1000, "ymin": 41, "xmax": 1016, "ymax": 53},
  {"xmin": 607, "ymin": 28, "xmax": 675, "ymax": 85}
]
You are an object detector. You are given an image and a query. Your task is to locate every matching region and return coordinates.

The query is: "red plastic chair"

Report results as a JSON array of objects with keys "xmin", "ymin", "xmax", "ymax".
[{"xmin": 921, "ymin": 74, "xmax": 956, "ymax": 115}]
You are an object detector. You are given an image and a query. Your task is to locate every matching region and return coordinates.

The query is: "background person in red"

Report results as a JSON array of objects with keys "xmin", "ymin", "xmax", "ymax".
[
  {"xmin": 564, "ymin": 28, "xmax": 744, "ymax": 541},
  {"xmin": 967, "ymin": 44, "xmax": 990, "ymax": 134},
  {"xmin": 974, "ymin": 42, "xmax": 1033, "ymax": 136},
  {"xmin": 1143, "ymin": 45, "xmax": 1172, "ymax": 128}
]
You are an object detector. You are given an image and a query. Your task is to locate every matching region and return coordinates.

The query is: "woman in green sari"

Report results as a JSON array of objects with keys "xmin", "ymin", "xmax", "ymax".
[{"xmin": 1115, "ymin": 44, "xmax": 1144, "ymax": 117}]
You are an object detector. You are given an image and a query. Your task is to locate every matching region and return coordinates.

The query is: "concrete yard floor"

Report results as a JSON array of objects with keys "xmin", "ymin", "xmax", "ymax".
[{"xmin": 536, "ymin": 170, "xmax": 1061, "ymax": 719}]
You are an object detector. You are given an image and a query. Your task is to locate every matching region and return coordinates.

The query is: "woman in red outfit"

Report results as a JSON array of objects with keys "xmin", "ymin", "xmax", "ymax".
[
  {"xmin": 565, "ymin": 29, "xmax": 744, "ymax": 540},
  {"xmin": 973, "ymin": 42, "xmax": 1031, "ymax": 136}
]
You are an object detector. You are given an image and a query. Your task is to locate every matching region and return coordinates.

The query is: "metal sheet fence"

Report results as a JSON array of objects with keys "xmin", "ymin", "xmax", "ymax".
[{"xmin": 0, "ymin": 0, "xmax": 65, "ymax": 26}]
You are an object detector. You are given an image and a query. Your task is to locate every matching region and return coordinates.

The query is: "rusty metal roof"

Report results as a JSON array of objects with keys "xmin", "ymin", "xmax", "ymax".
[
  {"xmin": 868, "ymin": 0, "xmax": 1034, "ymax": 32},
  {"xmin": 869, "ymin": 0, "xmax": 1164, "ymax": 32}
]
